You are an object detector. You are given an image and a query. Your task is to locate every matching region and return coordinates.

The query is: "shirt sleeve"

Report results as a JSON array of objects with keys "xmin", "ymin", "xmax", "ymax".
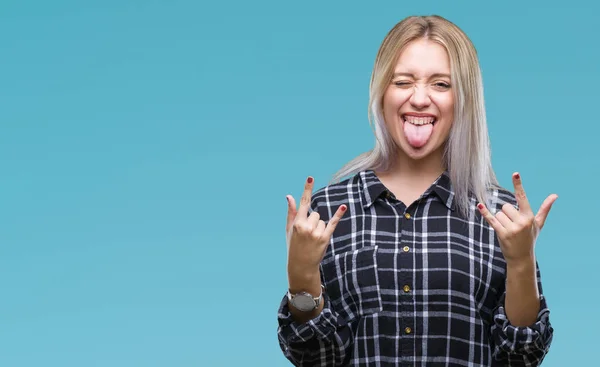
[
  {"xmin": 277, "ymin": 192, "xmax": 356, "ymax": 366},
  {"xmin": 277, "ymin": 292, "xmax": 355, "ymax": 366},
  {"xmin": 490, "ymin": 262, "xmax": 554, "ymax": 366}
]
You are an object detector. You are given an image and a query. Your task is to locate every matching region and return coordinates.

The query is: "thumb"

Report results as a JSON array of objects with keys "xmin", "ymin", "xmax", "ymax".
[
  {"xmin": 535, "ymin": 194, "xmax": 558, "ymax": 229},
  {"xmin": 286, "ymin": 195, "xmax": 297, "ymax": 233}
]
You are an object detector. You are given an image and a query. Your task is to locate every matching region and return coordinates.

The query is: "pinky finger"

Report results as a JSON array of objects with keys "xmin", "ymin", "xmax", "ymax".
[
  {"xmin": 477, "ymin": 203, "xmax": 505, "ymax": 235},
  {"xmin": 323, "ymin": 204, "xmax": 347, "ymax": 238}
]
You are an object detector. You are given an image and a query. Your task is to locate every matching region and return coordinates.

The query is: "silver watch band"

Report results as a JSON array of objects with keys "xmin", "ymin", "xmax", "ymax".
[{"xmin": 287, "ymin": 285, "xmax": 325, "ymax": 312}]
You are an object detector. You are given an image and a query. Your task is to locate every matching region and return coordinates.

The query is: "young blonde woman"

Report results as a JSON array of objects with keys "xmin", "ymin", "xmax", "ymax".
[{"xmin": 278, "ymin": 15, "xmax": 556, "ymax": 367}]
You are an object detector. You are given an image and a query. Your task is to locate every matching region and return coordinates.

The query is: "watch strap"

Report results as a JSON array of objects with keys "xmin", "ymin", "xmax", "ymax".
[{"xmin": 287, "ymin": 284, "xmax": 325, "ymax": 311}]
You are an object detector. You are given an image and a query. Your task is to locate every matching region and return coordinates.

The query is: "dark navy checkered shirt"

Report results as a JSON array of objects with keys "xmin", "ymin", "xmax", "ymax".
[{"xmin": 277, "ymin": 170, "xmax": 552, "ymax": 366}]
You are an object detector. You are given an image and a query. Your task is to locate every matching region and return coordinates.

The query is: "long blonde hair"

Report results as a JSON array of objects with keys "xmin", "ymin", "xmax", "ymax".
[{"xmin": 331, "ymin": 15, "xmax": 499, "ymax": 218}]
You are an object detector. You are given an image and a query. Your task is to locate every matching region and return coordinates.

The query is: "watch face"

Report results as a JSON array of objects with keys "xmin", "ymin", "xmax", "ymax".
[{"xmin": 292, "ymin": 293, "xmax": 316, "ymax": 311}]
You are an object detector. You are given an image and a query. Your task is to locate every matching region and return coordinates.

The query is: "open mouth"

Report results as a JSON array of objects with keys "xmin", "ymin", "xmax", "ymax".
[{"xmin": 401, "ymin": 114, "xmax": 437, "ymax": 148}]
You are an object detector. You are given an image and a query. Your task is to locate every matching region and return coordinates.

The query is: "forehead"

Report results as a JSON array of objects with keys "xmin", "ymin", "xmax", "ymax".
[{"xmin": 394, "ymin": 39, "xmax": 450, "ymax": 75}]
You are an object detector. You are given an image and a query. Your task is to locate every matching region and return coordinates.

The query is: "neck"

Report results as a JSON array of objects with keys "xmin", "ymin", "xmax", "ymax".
[
  {"xmin": 385, "ymin": 147, "xmax": 446, "ymax": 183},
  {"xmin": 373, "ymin": 147, "xmax": 446, "ymax": 208}
]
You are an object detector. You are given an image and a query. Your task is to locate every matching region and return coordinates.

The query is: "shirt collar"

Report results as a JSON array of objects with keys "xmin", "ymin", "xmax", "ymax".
[{"xmin": 360, "ymin": 169, "xmax": 455, "ymax": 210}]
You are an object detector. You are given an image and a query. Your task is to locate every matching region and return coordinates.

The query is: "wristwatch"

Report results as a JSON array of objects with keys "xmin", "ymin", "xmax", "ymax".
[{"xmin": 287, "ymin": 285, "xmax": 324, "ymax": 312}]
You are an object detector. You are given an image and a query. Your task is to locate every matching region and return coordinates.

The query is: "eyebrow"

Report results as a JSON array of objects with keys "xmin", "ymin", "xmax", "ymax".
[{"xmin": 392, "ymin": 72, "xmax": 451, "ymax": 79}]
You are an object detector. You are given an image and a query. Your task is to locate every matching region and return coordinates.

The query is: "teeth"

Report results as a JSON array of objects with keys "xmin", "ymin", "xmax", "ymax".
[{"xmin": 404, "ymin": 116, "xmax": 435, "ymax": 125}]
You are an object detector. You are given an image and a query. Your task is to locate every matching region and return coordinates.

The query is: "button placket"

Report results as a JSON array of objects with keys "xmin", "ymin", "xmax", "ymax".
[
  {"xmin": 397, "ymin": 202, "xmax": 415, "ymax": 354},
  {"xmin": 400, "ymin": 207, "xmax": 414, "ymax": 342}
]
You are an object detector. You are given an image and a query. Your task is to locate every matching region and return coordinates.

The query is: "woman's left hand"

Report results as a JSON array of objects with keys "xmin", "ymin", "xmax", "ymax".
[{"xmin": 477, "ymin": 172, "xmax": 558, "ymax": 266}]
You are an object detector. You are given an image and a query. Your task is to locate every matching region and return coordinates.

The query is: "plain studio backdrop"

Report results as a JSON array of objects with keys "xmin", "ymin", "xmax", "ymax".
[{"xmin": 0, "ymin": 0, "xmax": 597, "ymax": 366}]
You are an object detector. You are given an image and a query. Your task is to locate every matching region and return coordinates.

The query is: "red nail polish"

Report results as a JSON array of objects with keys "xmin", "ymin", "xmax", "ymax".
[
  {"xmin": 514, "ymin": 173, "xmax": 520, "ymax": 179},
  {"xmin": 477, "ymin": 203, "xmax": 484, "ymax": 209},
  {"xmin": 307, "ymin": 177, "xmax": 313, "ymax": 183},
  {"xmin": 340, "ymin": 205, "xmax": 347, "ymax": 211}
]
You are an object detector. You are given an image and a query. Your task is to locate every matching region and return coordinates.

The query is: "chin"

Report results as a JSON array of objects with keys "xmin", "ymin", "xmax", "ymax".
[
  {"xmin": 403, "ymin": 147, "xmax": 433, "ymax": 160},
  {"xmin": 397, "ymin": 140, "xmax": 443, "ymax": 161}
]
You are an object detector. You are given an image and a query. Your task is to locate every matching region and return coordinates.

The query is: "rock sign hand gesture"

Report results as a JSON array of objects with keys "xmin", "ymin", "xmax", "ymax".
[
  {"xmin": 477, "ymin": 172, "xmax": 558, "ymax": 265},
  {"xmin": 285, "ymin": 177, "xmax": 347, "ymax": 289}
]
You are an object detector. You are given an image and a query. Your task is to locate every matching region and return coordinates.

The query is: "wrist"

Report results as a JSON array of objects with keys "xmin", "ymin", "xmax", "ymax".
[
  {"xmin": 506, "ymin": 255, "xmax": 536, "ymax": 275},
  {"xmin": 288, "ymin": 270, "xmax": 321, "ymax": 294}
]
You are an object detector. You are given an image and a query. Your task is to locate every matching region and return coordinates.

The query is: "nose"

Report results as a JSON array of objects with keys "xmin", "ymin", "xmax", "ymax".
[{"xmin": 409, "ymin": 85, "xmax": 431, "ymax": 109}]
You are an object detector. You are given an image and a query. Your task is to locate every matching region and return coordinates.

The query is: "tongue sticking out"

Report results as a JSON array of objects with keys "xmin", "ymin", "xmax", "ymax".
[{"xmin": 403, "ymin": 121, "xmax": 434, "ymax": 148}]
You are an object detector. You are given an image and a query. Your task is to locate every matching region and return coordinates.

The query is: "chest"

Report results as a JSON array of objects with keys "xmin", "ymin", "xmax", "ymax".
[{"xmin": 323, "ymin": 198, "xmax": 507, "ymax": 314}]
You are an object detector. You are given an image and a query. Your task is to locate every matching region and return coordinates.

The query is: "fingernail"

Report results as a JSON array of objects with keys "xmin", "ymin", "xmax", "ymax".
[
  {"xmin": 514, "ymin": 173, "xmax": 520, "ymax": 179},
  {"xmin": 340, "ymin": 205, "xmax": 347, "ymax": 211},
  {"xmin": 307, "ymin": 177, "xmax": 313, "ymax": 183},
  {"xmin": 477, "ymin": 203, "xmax": 484, "ymax": 210}
]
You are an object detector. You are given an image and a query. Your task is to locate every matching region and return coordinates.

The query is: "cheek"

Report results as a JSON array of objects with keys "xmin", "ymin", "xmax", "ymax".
[
  {"xmin": 432, "ymin": 94, "xmax": 454, "ymax": 118},
  {"xmin": 383, "ymin": 89, "xmax": 410, "ymax": 113}
]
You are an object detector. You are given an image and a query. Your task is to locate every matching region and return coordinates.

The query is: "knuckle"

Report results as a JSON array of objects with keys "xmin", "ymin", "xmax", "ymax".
[
  {"xmin": 318, "ymin": 233, "xmax": 330, "ymax": 245},
  {"xmin": 293, "ymin": 222, "xmax": 307, "ymax": 233},
  {"xmin": 503, "ymin": 231, "xmax": 513, "ymax": 241},
  {"xmin": 522, "ymin": 216, "xmax": 534, "ymax": 226}
]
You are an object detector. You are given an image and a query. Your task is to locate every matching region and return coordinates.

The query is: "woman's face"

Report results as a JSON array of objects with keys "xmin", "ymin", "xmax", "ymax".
[{"xmin": 382, "ymin": 38, "xmax": 455, "ymax": 163}]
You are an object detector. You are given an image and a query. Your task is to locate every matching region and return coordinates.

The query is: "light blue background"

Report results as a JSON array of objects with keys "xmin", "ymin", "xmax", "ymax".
[{"xmin": 0, "ymin": 1, "xmax": 596, "ymax": 366}]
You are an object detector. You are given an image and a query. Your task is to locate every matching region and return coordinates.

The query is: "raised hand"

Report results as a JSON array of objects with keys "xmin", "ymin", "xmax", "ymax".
[
  {"xmin": 477, "ymin": 172, "xmax": 558, "ymax": 265},
  {"xmin": 285, "ymin": 176, "xmax": 347, "ymax": 290}
]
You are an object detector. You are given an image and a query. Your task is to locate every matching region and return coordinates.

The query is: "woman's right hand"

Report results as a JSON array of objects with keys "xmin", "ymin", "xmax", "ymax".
[{"xmin": 285, "ymin": 176, "xmax": 347, "ymax": 292}]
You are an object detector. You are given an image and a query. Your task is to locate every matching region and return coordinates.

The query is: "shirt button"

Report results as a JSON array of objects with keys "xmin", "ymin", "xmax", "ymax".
[
  {"xmin": 404, "ymin": 213, "xmax": 411, "ymax": 219},
  {"xmin": 403, "ymin": 246, "xmax": 410, "ymax": 252},
  {"xmin": 403, "ymin": 285, "xmax": 410, "ymax": 293},
  {"xmin": 405, "ymin": 327, "xmax": 412, "ymax": 334}
]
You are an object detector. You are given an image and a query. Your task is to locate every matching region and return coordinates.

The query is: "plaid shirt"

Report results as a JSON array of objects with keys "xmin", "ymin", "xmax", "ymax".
[{"xmin": 277, "ymin": 170, "xmax": 553, "ymax": 366}]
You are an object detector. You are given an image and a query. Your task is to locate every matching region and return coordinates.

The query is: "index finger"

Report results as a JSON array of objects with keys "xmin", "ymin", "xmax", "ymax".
[
  {"xmin": 296, "ymin": 176, "xmax": 314, "ymax": 219},
  {"xmin": 512, "ymin": 172, "xmax": 532, "ymax": 214}
]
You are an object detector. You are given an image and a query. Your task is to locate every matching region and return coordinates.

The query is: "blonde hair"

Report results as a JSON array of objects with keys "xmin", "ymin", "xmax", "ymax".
[{"xmin": 331, "ymin": 15, "xmax": 499, "ymax": 218}]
